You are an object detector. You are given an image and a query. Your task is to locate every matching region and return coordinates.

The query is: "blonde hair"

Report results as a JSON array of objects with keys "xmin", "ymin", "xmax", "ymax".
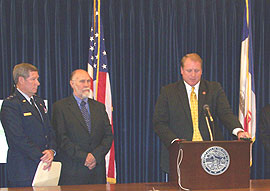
[{"xmin": 181, "ymin": 53, "xmax": 203, "ymax": 68}]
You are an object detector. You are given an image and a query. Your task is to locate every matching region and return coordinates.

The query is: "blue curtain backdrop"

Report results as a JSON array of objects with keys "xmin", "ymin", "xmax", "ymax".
[{"xmin": 0, "ymin": 0, "xmax": 270, "ymax": 187}]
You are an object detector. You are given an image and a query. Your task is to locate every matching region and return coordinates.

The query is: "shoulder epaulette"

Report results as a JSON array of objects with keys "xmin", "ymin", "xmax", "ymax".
[{"xmin": 6, "ymin": 95, "xmax": 14, "ymax": 100}]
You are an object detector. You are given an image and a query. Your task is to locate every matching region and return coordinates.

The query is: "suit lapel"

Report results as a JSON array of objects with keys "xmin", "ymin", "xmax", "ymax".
[
  {"xmin": 198, "ymin": 80, "xmax": 208, "ymax": 119},
  {"xmin": 33, "ymin": 96, "xmax": 47, "ymax": 123},
  {"xmin": 67, "ymin": 96, "xmax": 89, "ymax": 133},
  {"xmin": 35, "ymin": 99, "xmax": 46, "ymax": 117},
  {"xmin": 88, "ymin": 99, "xmax": 96, "ymax": 136},
  {"xmin": 15, "ymin": 90, "xmax": 43, "ymax": 123},
  {"xmin": 177, "ymin": 81, "xmax": 193, "ymax": 126}
]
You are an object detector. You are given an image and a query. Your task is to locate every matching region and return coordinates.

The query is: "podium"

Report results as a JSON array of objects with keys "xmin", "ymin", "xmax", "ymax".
[{"xmin": 169, "ymin": 140, "xmax": 250, "ymax": 190}]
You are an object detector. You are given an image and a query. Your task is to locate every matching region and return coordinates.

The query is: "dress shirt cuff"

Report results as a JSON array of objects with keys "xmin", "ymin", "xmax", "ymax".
[
  {"xmin": 51, "ymin": 149, "xmax": 56, "ymax": 156},
  {"xmin": 171, "ymin": 138, "xmax": 181, "ymax": 144},
  {"xmin": 232, "ymin": 128, "xmax": 244, "ymax": 136}
]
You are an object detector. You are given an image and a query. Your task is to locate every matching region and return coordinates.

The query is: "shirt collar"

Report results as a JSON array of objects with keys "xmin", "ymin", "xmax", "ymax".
[
  {"xmin": 17, "ymin": 88, "xmax": 33, "ymax": 104},
  {"xmin": 183, "ymin": 80, "xmax": 200, "ymax": 92},
  {"xmin": 73, "ymin": 93, "xmax": 88, "ymax": 105}
]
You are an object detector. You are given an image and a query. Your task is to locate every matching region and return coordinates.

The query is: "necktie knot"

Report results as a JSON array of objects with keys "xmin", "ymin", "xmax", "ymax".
[
  {"xmin": 30, "ymin": 98, "xmax": 35, "ymax": 105},
  {"xmin": 190, "ymin": 87, "xmax": 197, "ymax": 101},
  {"xmin": 80, "ymin": 100, "xmax": 86, "ymax": 107}
]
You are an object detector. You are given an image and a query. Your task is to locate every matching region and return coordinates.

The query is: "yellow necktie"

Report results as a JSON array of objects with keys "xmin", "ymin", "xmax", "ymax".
[{"xmin": 190, "ymin": 87, "xmax": 203, "ymax": 141}]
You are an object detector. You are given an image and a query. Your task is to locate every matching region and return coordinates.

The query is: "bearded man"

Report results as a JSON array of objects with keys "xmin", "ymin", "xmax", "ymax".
[{"xmin": 52, "ymin": 69, "xmax": 113, "ymax": 185}]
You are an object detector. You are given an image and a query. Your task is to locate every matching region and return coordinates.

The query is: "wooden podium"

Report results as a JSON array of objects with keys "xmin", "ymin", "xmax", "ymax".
[{"xmin": 169, "ymin": 141, "xmax": 250, "ymax": 190}]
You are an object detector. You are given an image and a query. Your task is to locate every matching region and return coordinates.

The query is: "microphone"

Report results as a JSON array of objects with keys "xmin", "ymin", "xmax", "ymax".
[{"xmin": 203, "ymin": 104, "xmax": 213, "ymax": 122}]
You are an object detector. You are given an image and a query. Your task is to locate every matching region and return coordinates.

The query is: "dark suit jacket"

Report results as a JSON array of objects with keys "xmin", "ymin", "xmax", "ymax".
[
  {"xmin": 259, "ymin": 104, "xmax": 270, "ymax": 178},
  {"xmin": 153, "ymin": 79, "xmax": 242, "ymax": 173},
  {"xmin": 260, "ymin": 104, "xmax": 270, "ymax": 152},
  {"xmin": 0, "ymin": 89, "xmax": 56, "ymax": 184},
  {"xmin": 51, "ymin": 96, "xmax": 113, "ymax": 185}
]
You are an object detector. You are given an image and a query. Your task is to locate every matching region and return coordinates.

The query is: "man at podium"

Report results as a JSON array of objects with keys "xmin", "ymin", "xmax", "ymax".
[{"xmin": 153, "ymin": 53, "xmax": 250, "ymax": 173}]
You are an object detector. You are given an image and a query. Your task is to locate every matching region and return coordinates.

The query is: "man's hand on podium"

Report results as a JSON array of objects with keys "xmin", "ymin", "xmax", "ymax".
[{"xmin": 237, "ymin": 131, "xmax": 251, "ymax": 140}]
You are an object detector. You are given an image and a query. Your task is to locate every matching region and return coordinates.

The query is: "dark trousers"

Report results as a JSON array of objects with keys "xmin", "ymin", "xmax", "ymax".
[
  {"xmin": 8, "ymin": 180, "xmax": 32, "ymax": 187},
  {"xmin": 59, "ymin": 164, "xmax": 106, "ymax": 185}
]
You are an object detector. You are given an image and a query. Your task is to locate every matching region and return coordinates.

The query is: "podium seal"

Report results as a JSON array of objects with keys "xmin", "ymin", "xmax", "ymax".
[{"xmin": 201, "ymin": 146, "xmax": 230, "ymax": 176}]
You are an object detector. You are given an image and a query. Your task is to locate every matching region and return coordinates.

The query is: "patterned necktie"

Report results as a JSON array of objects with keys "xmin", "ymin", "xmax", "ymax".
[
  {"xmin": 190, "ymin": 87, "xmax": 203, "ymax": 141},
  {"xmin": 30, "ymin": 98, "xmax": 43, "ymax": 121},
  {"xmin": 80, "ymin": 101, "xmax": 91, "ymax": 134}
]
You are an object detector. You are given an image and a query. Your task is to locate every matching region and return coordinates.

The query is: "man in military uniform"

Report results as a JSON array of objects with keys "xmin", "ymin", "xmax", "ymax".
[{"xmin": 0, "ymin": 63, "xmax": 56, "ymax": 187}]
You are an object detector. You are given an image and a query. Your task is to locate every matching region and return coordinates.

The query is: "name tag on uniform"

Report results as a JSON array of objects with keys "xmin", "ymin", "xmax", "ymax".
[{"xmin": 24, "ymin": 112, "xmax": 32, "ymax": 116}]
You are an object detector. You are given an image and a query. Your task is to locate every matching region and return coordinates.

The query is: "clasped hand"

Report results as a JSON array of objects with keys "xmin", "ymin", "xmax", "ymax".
[{"xmin": 84, "ymin": 153, "xmax": 96, "ymax": 170}]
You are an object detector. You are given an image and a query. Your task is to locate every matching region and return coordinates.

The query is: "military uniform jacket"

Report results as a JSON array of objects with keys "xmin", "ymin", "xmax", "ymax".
[{"xmin": 0, "ymin": 89, "xmax": 56, "ymax": 182}]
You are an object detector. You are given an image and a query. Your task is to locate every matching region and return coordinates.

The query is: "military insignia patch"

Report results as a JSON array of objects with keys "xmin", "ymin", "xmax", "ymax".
[{"xmin": 23, "ymin": 112, "xmax": 32, "ymax": 116}]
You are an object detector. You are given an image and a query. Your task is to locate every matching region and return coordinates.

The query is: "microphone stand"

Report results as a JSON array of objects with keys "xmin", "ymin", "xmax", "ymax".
[
  {"xmin": 208, "ymin": 113, "xmax": 215, "ymax": 141},
  {"xmin": 204, "ymin": 113, "xmax": 213, "ymax": 141}
]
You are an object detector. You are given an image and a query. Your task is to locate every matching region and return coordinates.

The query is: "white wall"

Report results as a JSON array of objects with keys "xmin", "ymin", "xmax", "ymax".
[{"xmin": 0, "ymin": 100, "xmax": 8, "ymax": 163}]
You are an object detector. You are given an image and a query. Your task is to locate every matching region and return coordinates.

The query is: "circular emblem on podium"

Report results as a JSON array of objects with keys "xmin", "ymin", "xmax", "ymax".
[{"xmin": 201, "ymin": 146, "xmax": 230, "ymax": 176}]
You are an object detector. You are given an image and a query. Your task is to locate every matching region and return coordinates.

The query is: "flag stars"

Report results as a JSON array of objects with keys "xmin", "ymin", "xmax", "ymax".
[
  {"xmin": 103, "ymin": 51, "xmax": 107, "ymax": 56},
  {"xmin": 90, "ymin": 36, "xmax": 94, "ymax": 41},
  {"xmin": 96, "ymin": 11, "xmax": 98, "ymax": 16},
  {"xmin": 94, "ymin": 64, "xmax": 97, "ymax": 68},
  {"xmin": 90, "ymin": 46, "xmax": 94, "ymax": 51},
  {"xmin": 95, "ymin": 33, "xmax": 99, "ymax": 38},
  {"xmin": 91, "ymin": 56, "xmax": 94, "ymax": 61},
  {"xmin": 91, "ymin": 28, "xmax": 93, "ymax": 32},
  {"xmin": 102, "ymin": 64, "xmax": 107, "ymax": 69},
  {"xmin": 95, "ymin": 55, "xmax": 99, "ymax": 59}
]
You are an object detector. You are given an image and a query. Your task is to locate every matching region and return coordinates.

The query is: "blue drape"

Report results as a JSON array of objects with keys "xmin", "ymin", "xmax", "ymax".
[{"xmin": 0, "ymin": 0, "xmax": 270, "ymax": 187}]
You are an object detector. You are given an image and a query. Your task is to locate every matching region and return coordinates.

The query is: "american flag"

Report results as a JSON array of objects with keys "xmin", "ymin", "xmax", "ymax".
[
  {"xmin": 88, "ymin": 0, "xmax": 116, "ymax": 183},
  {"xmin": 239, "ymin": 0, "xmax": 256, "ymax": 165}
]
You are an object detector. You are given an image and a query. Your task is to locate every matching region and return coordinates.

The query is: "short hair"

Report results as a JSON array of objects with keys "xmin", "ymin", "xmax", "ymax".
[
  {"xmin": 180, "ymin": 53, "xmax": 203, "ymax": 68},
  {"xmin": 13, "ymin": 63, "xmax": 38, "ymax": 84}
]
